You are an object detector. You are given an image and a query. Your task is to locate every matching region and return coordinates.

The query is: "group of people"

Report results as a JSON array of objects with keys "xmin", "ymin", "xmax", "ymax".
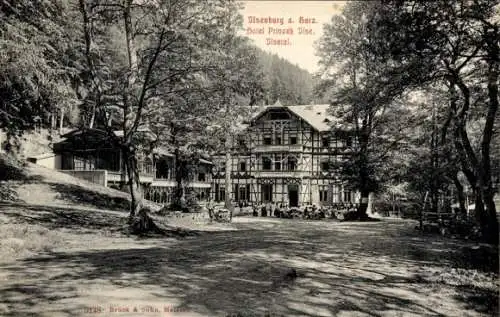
[
  {"xmin": 206, "ymin": 199, "xmax": 360, "ymax": 220},
  {"xmin": 251, "ymin": 202, "xmax": 289, "ymax": 218},
  {"xmin": 249, "ymin": 201, "xmax": 361, "ymax": 220},
  {"xmin": 250, "ymin": 202, "xmax": 326, "ymax": 219}
]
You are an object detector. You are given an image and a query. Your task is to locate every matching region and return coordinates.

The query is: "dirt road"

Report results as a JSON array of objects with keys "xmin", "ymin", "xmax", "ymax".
[{"xmin": 0, "ymin": 207, "xmax": 497, "ymax": 317}]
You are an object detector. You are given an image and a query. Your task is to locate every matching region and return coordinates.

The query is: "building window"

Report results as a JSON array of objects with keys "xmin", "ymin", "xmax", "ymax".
[
  {"xmin": 237, "ymin": 137, "xmax": 246, "ymax": 148},
  {"xmin": 239, "ymin": 186, "xmax": 248, "ymax": 201},
  {"xmin": 74, "ymin": 156, "xmax": 93, "ymax": 170},
  {"xmin": 74, "ymin": 157, "xmax": 85, "ymax": 170},
  {"xmin": 275, "ymin": 136, "xmax": 282, "ymax": 145},
  {"xmin": 262, "ymin": 184, "xmax": 273, "ymax": 202},
  {"xmin": 234, "ymin": 184, "xmax": 239, "ymax": 201},
  {"xmin": 319, "ymin": 189, "xmax": 328, "ymax": 202},
  {"xmin": 270, "ymin": 112, "xmax": 289, "ymax": 120},
  {"xmin": 218, "ymin": 187, "xmax": 226, "ymax": 202},
  {"xmin": 219, "ymin": 161, "xmax": 226, "ymax": 172},
  {"xmin": 289, "ymin": 136, "xmax": 297, "ymax": 145},
  {"xmin": 239, "ymin": 161, "xmax": 246, "ymax": 172},
  {"xmin": 155, "ymin": 160, "xmax": 169, "ymax": 179},
  {"xmin": 321, "ymin": 161, "xmax": 330, "ymax": 172},
  {"xmin": 264, "ymin": 137, "xmax": 272, "ymax": 145},
  {"xmin": 322, "ymin": 137, "xmax": 330, "ymax": 148},
  {"xmin": 288, "ymin": 157, "xmax": 297, "ymax": 171},
  {"xmin": 275, "ymin": 161, "xmax": 281, "ymax": 171},
  {"xmin": 332, "ymin": 185, "xmax": 340, "ymax": 203},
  {"xmin": 262, "ymin": 157, "xmax": 272, "ymax": 170},
  {"xmin": 344, "ymin": 191, "xmax": 352, "ymax": 202},
  {"xmin": 198, "ymin": 173, "xmax": 206, "ymax": 182}
]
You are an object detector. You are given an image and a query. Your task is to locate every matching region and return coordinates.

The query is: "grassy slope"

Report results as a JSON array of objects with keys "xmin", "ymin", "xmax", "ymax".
[
  {"xmin": 0, "ymin": 154, "xmax": 159, "ymax": 211},
  {"xmin": 0, "ymin": 154, "xmax": 163, "ymax": 261}
]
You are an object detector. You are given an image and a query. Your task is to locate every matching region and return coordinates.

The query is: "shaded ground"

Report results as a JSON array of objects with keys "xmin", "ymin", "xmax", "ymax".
[
  {"xmin": 0, "ymin": 204, "xmax": 497, "ymax": 317},
  {"xmin": 0, "ymin": 156, "xmax": 497, "ymax": 316}
]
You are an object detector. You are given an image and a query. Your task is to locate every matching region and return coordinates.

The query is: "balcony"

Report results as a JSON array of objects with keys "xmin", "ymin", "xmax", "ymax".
[
  {"xmin": 186, "ymin": 181, "xmax": 212, "ymax": 188},
  {"xmin": 106, "ymin": 170, "xmax": 154, "ymax": 183},
  {"xmin": 253, "ymin": 170, "xmax": 309, "ymax": 178},
  {"xmin": 253, "ymin": 144, "xmax": 304, "ymax": 153},
  {"xmin": 152, "ymin": 178, "xmax": 176, "ymax": 187}
]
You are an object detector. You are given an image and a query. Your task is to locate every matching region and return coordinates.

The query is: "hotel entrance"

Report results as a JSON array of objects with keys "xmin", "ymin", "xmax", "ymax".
[
  {"xmin": 261, "ymin": 184, "xmax": 273, "ymax": 203},
  {"xmin": 288, "ymin": 184, "xmax": 299, "ymax": 207}
]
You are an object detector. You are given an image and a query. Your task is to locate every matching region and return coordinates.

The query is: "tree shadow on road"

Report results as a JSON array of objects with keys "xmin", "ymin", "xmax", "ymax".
[
  {"xmin": 0, "ymin": 202, "xmax": 201, "ymax": 238},
  {"xmin": 49, "ymin": 183, "xmax": 131, "ymax": 212},
  {"xmin": 0, "ymin": 219, "xmax": 497, "ymax": 316}
]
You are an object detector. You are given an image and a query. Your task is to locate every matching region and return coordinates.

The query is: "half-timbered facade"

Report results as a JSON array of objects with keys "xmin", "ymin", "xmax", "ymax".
[
  {"xmin": 145, "ymin": 148, "xmax": 212, "ymax": 205},
  {"xmin": 211, "ymin": 102, "xmax": 359, "ymax": 207}
]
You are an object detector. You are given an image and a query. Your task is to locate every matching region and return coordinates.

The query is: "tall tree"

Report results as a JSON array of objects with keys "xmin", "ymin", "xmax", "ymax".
[
  {"xmin": 205, "ymin": 36, "xmax": 265, "ymax": 216},
  {"xmin": 77, "ymin": 0, "xmax": 243, "ymax": 226},
  {"xmin": 316, "ymin": 1, "xmax": 420, "ymax": 219},
  {"xmin": 365, "ymin": 0, "xmax": 499, "ymax": 243},
  {"xmin": 0, "ymin": 0, "xmax": 82, "ymax": 150}
]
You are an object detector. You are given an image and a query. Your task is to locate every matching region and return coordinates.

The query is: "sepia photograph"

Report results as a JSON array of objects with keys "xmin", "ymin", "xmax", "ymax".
[{"xmin": 0, "ymin": 0, "xmax": 499, "ymax": 316}]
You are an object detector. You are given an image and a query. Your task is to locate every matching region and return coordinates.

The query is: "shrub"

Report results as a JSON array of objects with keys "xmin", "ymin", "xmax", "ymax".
[{"xmin": 212, "ymin": 207, "xmax": 231, "ymax": 222}]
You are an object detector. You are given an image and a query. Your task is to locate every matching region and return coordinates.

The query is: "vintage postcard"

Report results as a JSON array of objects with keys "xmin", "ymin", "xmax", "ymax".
[{"xmin": 0, "ymin": 0, "xmax": 498, "ymax": 316}]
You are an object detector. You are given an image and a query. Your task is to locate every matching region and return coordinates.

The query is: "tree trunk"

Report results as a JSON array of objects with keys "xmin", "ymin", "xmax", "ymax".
[
  {"xmin": 50, "ymin": 113, "xmax": 55, "ymax": 131},
  {"xmin": 356, "ymin": 130, "xmax": 371, "ymax": 220},
  {"xmin": 474, "ymin": 188, "xmax": 486, "ymax": 221},
  {"xmin": 89, "ymin": 105, "xmax": 96, "ymax": 129},
  {"xmin": 453, "ymin": 175, "xmax": 467, "ymax": 215},
  {"xmin": 225, "ymin": 135, "xmax": 233, "ymax": 220},
  {"xmin": 392, "ymin": 193, "xmax": 396, "ymax": 216},
  {"xmin": 357, "ymin": 189, "xmax": 370, "ymax": 220},
  {"xmin": 478, "ymin": 26, "xmax": 499, "ymax": 245},
  {"xmin": 123, "ymin": 146, "xmax": 141, "ymax": 218},
  {"xmin": 173, "ymin": 148, "xmax": 186, "ymax": 209},
  {"xmin": 480, "ymin": 187, "xmax": 498, "ymax": 245},
  {"xmin": 123, "ymin": 0, "xmax": 138, "ymax": 86},
  {"xmin": 59, "ymin": 108, "xmax": 64, "ymax": 135}
]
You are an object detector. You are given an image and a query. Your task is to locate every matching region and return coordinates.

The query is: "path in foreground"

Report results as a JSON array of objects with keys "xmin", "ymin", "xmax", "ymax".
[{"xmin": 0, "ymin": 207, "xmax": 498, "ymax": 317}]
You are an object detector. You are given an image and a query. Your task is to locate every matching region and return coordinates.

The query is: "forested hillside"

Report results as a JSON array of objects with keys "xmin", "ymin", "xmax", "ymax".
[{"xmin": 255, "ymin": 48, "xmax": 315, "ymax": 106}]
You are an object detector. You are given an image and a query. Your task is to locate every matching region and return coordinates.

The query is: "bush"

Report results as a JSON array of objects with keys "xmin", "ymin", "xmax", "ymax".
[
  {"xmin": 0, "ymin": 182, "xmax": 19, "ymax": 201},
  {"xmin": 212, "ymin": 207, "xmax": 231, "ymax": 223},
  {"xmin": 166, "ymin": 202, "xmax": 189, "ymax": 213},
  {"xmin": 334, "ymin": 209, "xmax": 358, "ymax": 221}
]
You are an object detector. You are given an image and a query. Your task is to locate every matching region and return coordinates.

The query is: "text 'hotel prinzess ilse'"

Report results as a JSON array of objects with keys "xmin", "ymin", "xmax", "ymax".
[{"xmin": 246, "ymin": 16, "xmax": 317, "ymax": 46}]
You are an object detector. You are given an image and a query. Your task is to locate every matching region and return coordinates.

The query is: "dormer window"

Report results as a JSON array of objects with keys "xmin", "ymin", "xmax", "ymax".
[
  {"xmin": 237, "ymin": 138, "xmax": 246, "ymax": 148},
  {"xmin": 321, "ymin": 137, "xmax": 330, "ymax": 148},
  {"xmin": 269, "ymin": 110, "xmax": 289, "ymax": 120}
]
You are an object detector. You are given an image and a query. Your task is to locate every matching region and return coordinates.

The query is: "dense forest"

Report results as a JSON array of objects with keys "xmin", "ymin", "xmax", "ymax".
[
  {"xmin": 316, "ymin": 1, "xmax": 499, "ymax": 244},
  {"xmin": 0, "ymin": 0, "xmax": 498, "ymax": 242},
  {"xmin": 255, "ymin": 48, "xmax": 314, "ymax": 106},
  {"xmin": 0, "ymin": 0, "xmax": 316, "ymax": 230}
]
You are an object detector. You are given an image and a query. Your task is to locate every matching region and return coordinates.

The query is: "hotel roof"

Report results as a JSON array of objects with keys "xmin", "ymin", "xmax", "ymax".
[{"xmin": 249, "ymin": 101, "xmax": 343, "ymax": 132}]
